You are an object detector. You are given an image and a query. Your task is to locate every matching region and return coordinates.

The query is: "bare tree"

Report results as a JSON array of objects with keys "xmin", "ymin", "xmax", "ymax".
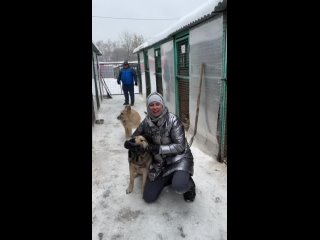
[
  {"xmin": 111, "ymin": 47, "xmax": 127, "ymax": 62},
  {"xmin": 119, "ymin": 31, "xmax": 144, "ymax": 61},
  {"xmin": 95, "ymin": 32, "xmax": 144, "ymax": 62},
  {"xmin": 95, "ymin": 40, "xmax": 117, "ymax": 62}
]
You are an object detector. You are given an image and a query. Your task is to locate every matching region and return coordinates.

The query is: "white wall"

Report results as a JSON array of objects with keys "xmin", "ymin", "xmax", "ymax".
[
  {"xmin": 92, "ymin": 57, "xmax": 98, "ymax": 121},
  {"xmin": 189, "ymin": 16, "xmax": 223, "ymax": 157},
  {"xmin": 147, "ymin": 48, "xmax": 157, "ymax": 94},
  {"xmin": 161, "ymin": 40, "xmax": 176, "ymax": 114},
  {"xmin": 139, "ymin": 52, "xmax": 147, "ymax": 99}
]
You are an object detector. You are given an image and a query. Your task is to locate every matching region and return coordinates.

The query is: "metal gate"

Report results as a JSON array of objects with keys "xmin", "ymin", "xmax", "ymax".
[
  {"xmin": 154, "ymin": 48, "xmax": 163, "ymax": 95},
  {"xmin": 175, "ymin": 35, "xmax": 190, "ymax": 131}
]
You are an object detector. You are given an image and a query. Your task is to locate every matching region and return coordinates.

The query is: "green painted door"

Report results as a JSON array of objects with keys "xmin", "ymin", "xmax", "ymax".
[
  {"xmin": 154, "ymin": 48, "xmax": 163, "ymax": 95},
  {"xmin": 175, "ymin": 35, "xmax": 190, "ymax": 131},
  {"xmin": 143, "ymin": 50, "xmax": 151, "ymax": 98},
  {"xmin": 137, "ymin": 53, "xmax": 142, "ymax": 93},
  {"xmin": 217, "ymin": 12, "xmax": 227, "ymax": 163}
]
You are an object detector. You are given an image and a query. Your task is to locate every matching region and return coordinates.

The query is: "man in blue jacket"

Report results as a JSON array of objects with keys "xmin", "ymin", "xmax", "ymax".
[{"xmin": 117, "ymin": 60, "xmax": 137, "ymax": 106}]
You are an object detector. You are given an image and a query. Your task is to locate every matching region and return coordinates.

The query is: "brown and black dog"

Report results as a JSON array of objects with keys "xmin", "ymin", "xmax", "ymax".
[
  {"xmin": 126, "ymin": 135, "xmax": 153, "ymax": 195},
  {"xmin": 117, "ymin": 105, "xmax": 141, "ymax": 139}
]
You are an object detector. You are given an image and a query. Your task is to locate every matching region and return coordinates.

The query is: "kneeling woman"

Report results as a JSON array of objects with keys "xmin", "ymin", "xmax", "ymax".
[{"xmin": 124, "ymin": 92, "xmax": 196, "ymax": 202}]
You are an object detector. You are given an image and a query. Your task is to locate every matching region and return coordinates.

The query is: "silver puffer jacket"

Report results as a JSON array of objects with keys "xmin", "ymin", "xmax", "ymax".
[{"xmin": 132, "ymin": 108, "xmax": 194, "ymax": 178}]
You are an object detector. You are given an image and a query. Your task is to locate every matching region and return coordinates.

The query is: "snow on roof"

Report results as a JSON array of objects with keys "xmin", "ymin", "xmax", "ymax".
[
  {"xmin": 133, "ymin": 0, "xmax": 226, "ymax": 53},
  {"xmin": 92, "ymin": 42, "xmax": 102, "ymax": 55}
]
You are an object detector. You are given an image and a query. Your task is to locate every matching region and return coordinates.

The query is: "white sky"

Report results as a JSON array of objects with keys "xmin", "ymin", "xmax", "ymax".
[{"xmin": 92, "ymin": 0, "xmax": 211, "ymax": 43}]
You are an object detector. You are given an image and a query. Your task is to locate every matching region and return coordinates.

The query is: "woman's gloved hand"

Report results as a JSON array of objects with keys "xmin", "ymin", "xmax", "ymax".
[
  {"xmin": 124, "ymin": 138, "xmax": 141, "ymax": 153},
  {"xmin": 147, "ymin": 144, "xmax": 160, "ymax": 154},
  {"xmin": 148, "ymin": 163, "xmax": 163, "ymax": 181}
]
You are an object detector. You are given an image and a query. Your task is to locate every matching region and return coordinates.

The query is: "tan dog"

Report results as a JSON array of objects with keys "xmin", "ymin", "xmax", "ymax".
[
  {"xmin": 126, "ymin": 135, "xmax": 153, "ymax": 195},
  {"xmin": 117, "ymin": 105, "xmax": 141, "ymax": 139}
]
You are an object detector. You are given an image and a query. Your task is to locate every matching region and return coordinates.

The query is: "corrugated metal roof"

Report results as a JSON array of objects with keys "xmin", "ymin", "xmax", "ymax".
[
  {"xmin": 133, "ymin": 0, "xmax": 227, "ymax": 53},
  {"xmin": 92, "ymin": 42, "xmax": 102, "ymax": 55}
]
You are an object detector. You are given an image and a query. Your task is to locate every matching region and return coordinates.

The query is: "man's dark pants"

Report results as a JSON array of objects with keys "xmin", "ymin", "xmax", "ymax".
[{"xmin": 122, "ymin": 84, "xmax": 134, "ymax": 105}]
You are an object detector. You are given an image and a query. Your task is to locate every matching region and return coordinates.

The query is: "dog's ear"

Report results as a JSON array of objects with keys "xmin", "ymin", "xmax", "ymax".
[{"xmin": 126, "ymin": 105, "xmax": 131, "ymax": 112}]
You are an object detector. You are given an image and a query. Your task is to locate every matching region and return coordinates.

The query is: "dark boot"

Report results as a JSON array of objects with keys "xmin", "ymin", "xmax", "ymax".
[{"xmin": 183, "ymin": 179, "xmax": 196, "ymax": 202}]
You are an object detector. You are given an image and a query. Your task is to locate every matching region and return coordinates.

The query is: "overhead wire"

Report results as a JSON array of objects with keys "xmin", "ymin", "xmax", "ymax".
[{"xmin": 92, "ymin": 16, "xmax": 179, "ymax": 21}]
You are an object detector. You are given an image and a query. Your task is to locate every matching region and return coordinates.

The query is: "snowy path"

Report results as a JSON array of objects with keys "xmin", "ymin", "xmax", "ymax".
[{"xmin": 92, "ymin": 94, "xmax": 227, "ymax": 240}]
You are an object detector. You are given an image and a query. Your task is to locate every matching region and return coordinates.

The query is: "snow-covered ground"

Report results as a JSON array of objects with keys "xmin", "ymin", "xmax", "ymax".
[{"xmin": 92, "ymin": 94, "xmax": 227, "ymax": 240}]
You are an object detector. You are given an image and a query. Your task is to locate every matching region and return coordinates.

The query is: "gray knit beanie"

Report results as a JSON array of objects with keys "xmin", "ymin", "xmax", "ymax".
[
  {"xmin": 146, "ymin": 92, "xmax": 168, "ymax": 121},
  {"xmin": 147, "ymin": 93, "xmax": 164, "ymax": 106}
]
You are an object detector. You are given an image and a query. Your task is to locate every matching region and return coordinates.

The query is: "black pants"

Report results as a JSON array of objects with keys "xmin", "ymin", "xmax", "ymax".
[
  {"xmin": 122, "ymin": 84, "xmax": 134, "ymax": 104},
  {"xmin": 143, "ymin": 170, "xmax": 195, "ymax": 203}
]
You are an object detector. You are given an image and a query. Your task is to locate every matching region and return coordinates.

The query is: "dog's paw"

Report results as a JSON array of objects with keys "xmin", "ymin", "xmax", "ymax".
[{"xmin": 126, "ymin": 188, "xmax": 132, "ymax": 194}]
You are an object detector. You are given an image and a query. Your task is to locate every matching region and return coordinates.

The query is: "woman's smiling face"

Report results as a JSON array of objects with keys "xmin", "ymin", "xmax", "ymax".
[{"xmin": 148, "ymin": 102, "xmax": 163, "ymax": 117}]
